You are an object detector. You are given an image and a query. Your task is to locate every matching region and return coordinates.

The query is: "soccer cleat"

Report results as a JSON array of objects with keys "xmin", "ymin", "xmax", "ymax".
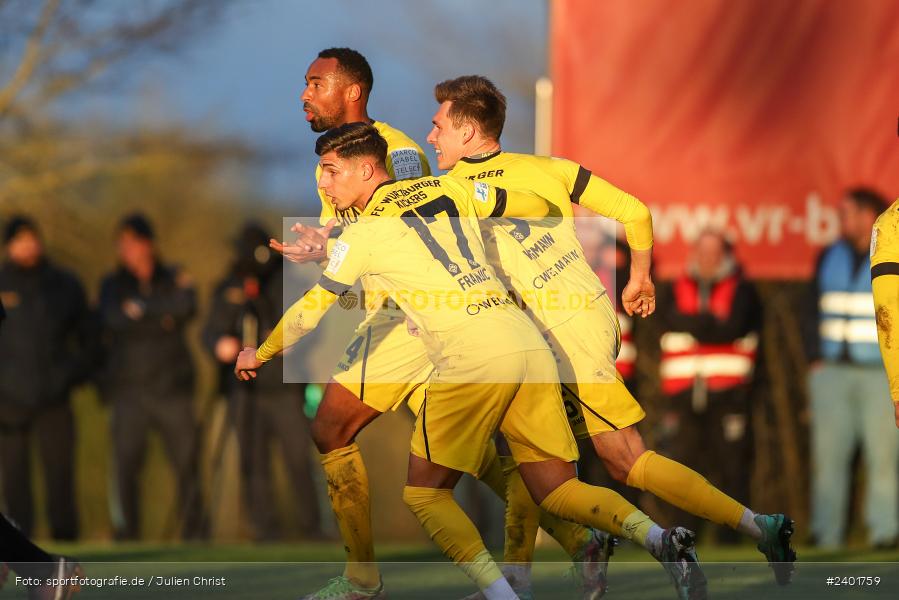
[
  {"xmin": 658, "ymin": 527, "xmax": 707, "ymax": 600},
  {"xmin": 571, "ymin": 529, "xmax": 616, "ymax": 599},
  {"xmin": 754, "ymin": 514, "xmax": 796, "ymax": 585},
  {"xmin": 459, "ymin": 566, "xmax": 532, "ymax": 600},
  {"xmin": 27, "ymin": 557, "xmax": 82, "ymax": 600},
  {"xmin": 299, "ymin": 576, "xmax": 387, "ymax": 600}
]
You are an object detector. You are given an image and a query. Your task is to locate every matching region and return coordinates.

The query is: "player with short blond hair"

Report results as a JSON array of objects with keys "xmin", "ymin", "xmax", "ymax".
[{"xmin": 429, "ymin": 74, "xmax": 796, "ymax": 589}]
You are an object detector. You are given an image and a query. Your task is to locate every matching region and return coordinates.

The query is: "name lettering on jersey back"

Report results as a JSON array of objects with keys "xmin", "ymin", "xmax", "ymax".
[
  {"xmin": 532, "ymin": 248, "xmax": 580, "ymax": 288},
  {"xmin": 465, "ymin": 170, "xmax": 505, "ymax": 180},
  {"xmin": 522, "ymin": 232, "xmax": 556, "ymax": 260},
  {"xmin": 456, "ymin": 266, "xmax": 492, "ymax": 290}
]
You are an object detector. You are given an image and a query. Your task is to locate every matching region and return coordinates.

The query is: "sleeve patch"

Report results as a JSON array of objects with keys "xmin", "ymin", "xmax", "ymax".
[
  {"xmin": 326, "ymin": 240, "xmax": 350, "ymax": 274},
  {"xmin": 473, "ymin": 181, "xmax": 490, "ymax": 203},
  {"xmin": 390, "ymin": 148, "xmax": 423, "ymax": 179}
]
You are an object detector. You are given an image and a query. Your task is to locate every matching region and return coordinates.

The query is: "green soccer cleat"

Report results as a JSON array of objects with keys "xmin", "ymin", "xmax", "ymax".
[
  {"xmin": 299, "ymin": 576, "xmax": 387, "ymax": 600},
  {"xmin": 754, "ymin": 514, "xmax": 797, "ymax": 585},
  {"xmin": 571, "ymin": 529, "xmax": 616, "ymax": 599},
  {"xmin": 658, "ymin": 527, "xmax": 707, "ymax": 600}
]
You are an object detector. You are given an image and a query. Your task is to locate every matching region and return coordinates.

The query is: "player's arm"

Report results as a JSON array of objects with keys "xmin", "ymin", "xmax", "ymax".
[
  {"xmin": 871, "ymin": 210, "xmax": 899, "ymax": 426},
  {"xmin": 236, "ymin": 232, "xmax": 368, "ymax": 380},
  {"xmin": 562, "ymin": 161, "xmax": 655, "ymax": 317},
  {"xmin": 565, "ymin": 163, "xmax": 653, "ymax": 250},
  {"xmin": 465, "ymin": 180, "xmax": 552, "ymax": 219},
  {"xmin": 248, "ymin": 283, "xmax": 339, "ymax": 363}
]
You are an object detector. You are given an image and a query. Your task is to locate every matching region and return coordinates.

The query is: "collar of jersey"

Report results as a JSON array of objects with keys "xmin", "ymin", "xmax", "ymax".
[
  {"xmin": 459, "ymin": 149, "xmax": 502, "ymax": 164},
  {"xmin": 361, "ymin": 178, "xmax": 397, "ymax": 215}
]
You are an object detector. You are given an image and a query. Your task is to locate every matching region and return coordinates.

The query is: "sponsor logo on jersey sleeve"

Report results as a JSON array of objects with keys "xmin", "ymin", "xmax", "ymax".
[
  {"xmin": 390, "ymin": 148, "xmax": 423, "ymax": 179},
  {"xmin": 473, "ymin": 181, "xmax": 489, "ymax": 203},
  {"xmin": 326, "ymin": 240, "xmax": 351, "ymax": 274}
]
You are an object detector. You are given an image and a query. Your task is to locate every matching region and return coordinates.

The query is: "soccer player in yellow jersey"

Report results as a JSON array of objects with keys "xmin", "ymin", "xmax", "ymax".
[
  {"xmin": 238, "ymin": 123, "xmax": 707, "ymax": 600},
  {"xmin": 871, "ymin": 199, "xmax": 899, "ymax": 428},
  {"xmin": 428, "ymin": 75, "xmax": 796, "ymax": 586},
  {"xmin": 270, "ymin": 49, "xmax": 606, "ymax": 600},
  {"xmin": 275, "ymin": 48, "xmax": 435, "ymax": 599}
]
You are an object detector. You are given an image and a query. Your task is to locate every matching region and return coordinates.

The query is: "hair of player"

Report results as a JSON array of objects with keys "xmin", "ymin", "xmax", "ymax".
[
  {"xmin": 845, "ymin": 186, "xmax": 888, "ymax": 215},
  {"xmin": 318, "ymin": 47, "xmax": 374, "ymax": 95},
  {"xmin": 434, "ymin": 75, "xmax": 506, "ymax": 140},
  {"xmin": 315, "ymin": 122, "xmax": 388, "ymax": 166}
]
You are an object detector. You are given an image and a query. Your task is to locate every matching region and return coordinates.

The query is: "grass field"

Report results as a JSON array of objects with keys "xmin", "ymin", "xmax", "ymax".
[{"xmin": 4, "ymin": 542, "xmax": 899, "ymax": 599}]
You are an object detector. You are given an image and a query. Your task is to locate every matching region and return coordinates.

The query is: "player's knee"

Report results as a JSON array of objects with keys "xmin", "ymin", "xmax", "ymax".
[
  {"xmin": 402, "ymin": 485, "xmax": 435, "ymax": 516},
  {"xmin": 600, "ymin": 454, "xmax": 633, "ymax": 483},
  {"xmin": 310, "ymin": 415, "xmax": 355, "ymax": 453}
]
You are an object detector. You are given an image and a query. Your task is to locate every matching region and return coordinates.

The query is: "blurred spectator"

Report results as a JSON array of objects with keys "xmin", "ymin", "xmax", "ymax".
[
  {"xmin": 656, "ymin": 229, "xmax": 761, "ymax": 544},
  {"xmin": 97, "ymin": 214, "xmax": 204, "ymax": 540},
  {"xmin": 203, "ymin": 223, "xmax": 322, "ymax": 540},
  {"xmin": 0, "ymin": 298, "xmax": 83, "ymax": 600},
  {"xmin": 0, "ymin": 217, "xmax": 95, "ymax": 540},
  {"xmin": 804, "ymin": 188, "xmax": 897, "ymax": 548}
]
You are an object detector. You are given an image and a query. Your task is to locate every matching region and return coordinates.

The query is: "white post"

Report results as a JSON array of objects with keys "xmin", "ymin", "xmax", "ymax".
[{"xmin": 534, "ymin": 76, "xmax": 553, "ymax": 156}]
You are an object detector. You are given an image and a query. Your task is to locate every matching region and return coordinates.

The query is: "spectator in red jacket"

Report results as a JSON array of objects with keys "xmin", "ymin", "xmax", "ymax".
[{"xmin": 656, "ymin": 229, "xmax": 762, "ymax": 544}]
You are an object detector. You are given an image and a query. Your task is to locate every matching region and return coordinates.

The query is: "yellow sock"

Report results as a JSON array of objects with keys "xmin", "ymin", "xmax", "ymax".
[
  {"xmin": 621, "ymin": 510, "xmax": 657, "ymax": 550},
  {"xmin": 498, "ymin": 456, "xmax": 540, "ymax": 564},
  {"xmin": 539, "ymin": 478, "xmax": 643, "ymax": 541},
  {"xmin": 403, "ymin": 486, "xmax": 503, "ymax": 589},
  {"xmin": 481, "ymin": 450, "xmax": 594, "ymax": 564},
  {"xmin": 538, "ymin": 511, "xmax": 593, "ymax": 559},
  {"xmin": 480, "ymin": 454, "xmax": 593, "ymax": 562},
  {"xmin": 475, "ymin": 441, "xmax": 505, "ymax": 497},
  {"xmin": 321, "ymin": 443, "xmax": 379, "ymax": 588},
  {"xmin": 627, "ymin": 450, "xmax": 745, "ymax": 529}
]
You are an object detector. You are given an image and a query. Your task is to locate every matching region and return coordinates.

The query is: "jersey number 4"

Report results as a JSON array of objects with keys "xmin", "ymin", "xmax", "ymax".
[{"xmin": 402, "ymin": 196, "xmax": 480, "ymax": 275}]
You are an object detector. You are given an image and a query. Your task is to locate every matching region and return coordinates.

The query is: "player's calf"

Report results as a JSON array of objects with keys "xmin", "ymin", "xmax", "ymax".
[{"xmin": 590, "ymin": 426, "xmax": 646, "ymax": 483}]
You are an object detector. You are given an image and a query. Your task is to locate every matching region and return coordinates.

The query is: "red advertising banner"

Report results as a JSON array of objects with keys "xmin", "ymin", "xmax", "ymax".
[{"xmin": 551, "ymin": 0, "xmax": 899, "ymax": 279}]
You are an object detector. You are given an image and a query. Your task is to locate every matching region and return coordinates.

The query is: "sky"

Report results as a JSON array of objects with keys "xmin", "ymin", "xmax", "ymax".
[{"xmin": 75, "ymin": 0, "xmax": 548, "ymax": 211}]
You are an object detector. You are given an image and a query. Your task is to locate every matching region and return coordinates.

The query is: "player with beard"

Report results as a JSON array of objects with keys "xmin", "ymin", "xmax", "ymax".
[{"xmin": 270, "ymin": 49, "xmax": 610, "ymax": 600}]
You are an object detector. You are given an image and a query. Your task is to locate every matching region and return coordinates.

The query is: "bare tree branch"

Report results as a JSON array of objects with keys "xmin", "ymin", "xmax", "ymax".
[
  {"xmin": 0, "ymin": 0, "xmax": 234, "ymax": 120},
  {"xmin": 0, "ymin": 0, "xmax": 60, "ymax": 117}
]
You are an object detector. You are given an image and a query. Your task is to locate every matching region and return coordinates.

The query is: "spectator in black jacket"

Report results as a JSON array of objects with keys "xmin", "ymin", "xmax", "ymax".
[
  {"xmin": 655, "ymin": 229, "xmax": 761, "ymax": 543},
  {"xmin": 204, "ymin": 223, "xmax": 321, "ymax": 540},
  {"xmin": 0, "ymin": 295, "xmax": 83, "ymax": 599},
  {"xmin": 97, "ymin": 214, "xmax": 203, "ymax": 540},
  {"xmin": 0, "ymin": 216, "xmax": 95, "ymax": 540}
]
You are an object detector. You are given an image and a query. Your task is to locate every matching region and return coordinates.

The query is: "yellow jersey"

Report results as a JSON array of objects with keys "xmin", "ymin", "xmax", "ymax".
[
  {"xmin": 871, "ymin": 199, "xmax": 899, "ymax": 402},
  {"xmin": 448, "ymin": 151, "xmax": 653, "ymax": 330},
  {"xmin": 258, "ymin": 175, "xmax": 550, "ymax": 364},
  {"xmin": 317, "ymin": 121, "xmax": 430, "ymax": 226}
]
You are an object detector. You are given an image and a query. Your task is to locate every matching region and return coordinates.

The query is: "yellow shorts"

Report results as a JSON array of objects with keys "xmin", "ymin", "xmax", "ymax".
[
  {"xmin": 545, "ymin": 293, "xmax": 645, "ymax": 438},
  {"xmin": 331, "ymin": 310, "xmax": 433, "ymax": 413},
  {"xmin": 410, "ymin": 349, "xmax": 579, "ymax": 474}
]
